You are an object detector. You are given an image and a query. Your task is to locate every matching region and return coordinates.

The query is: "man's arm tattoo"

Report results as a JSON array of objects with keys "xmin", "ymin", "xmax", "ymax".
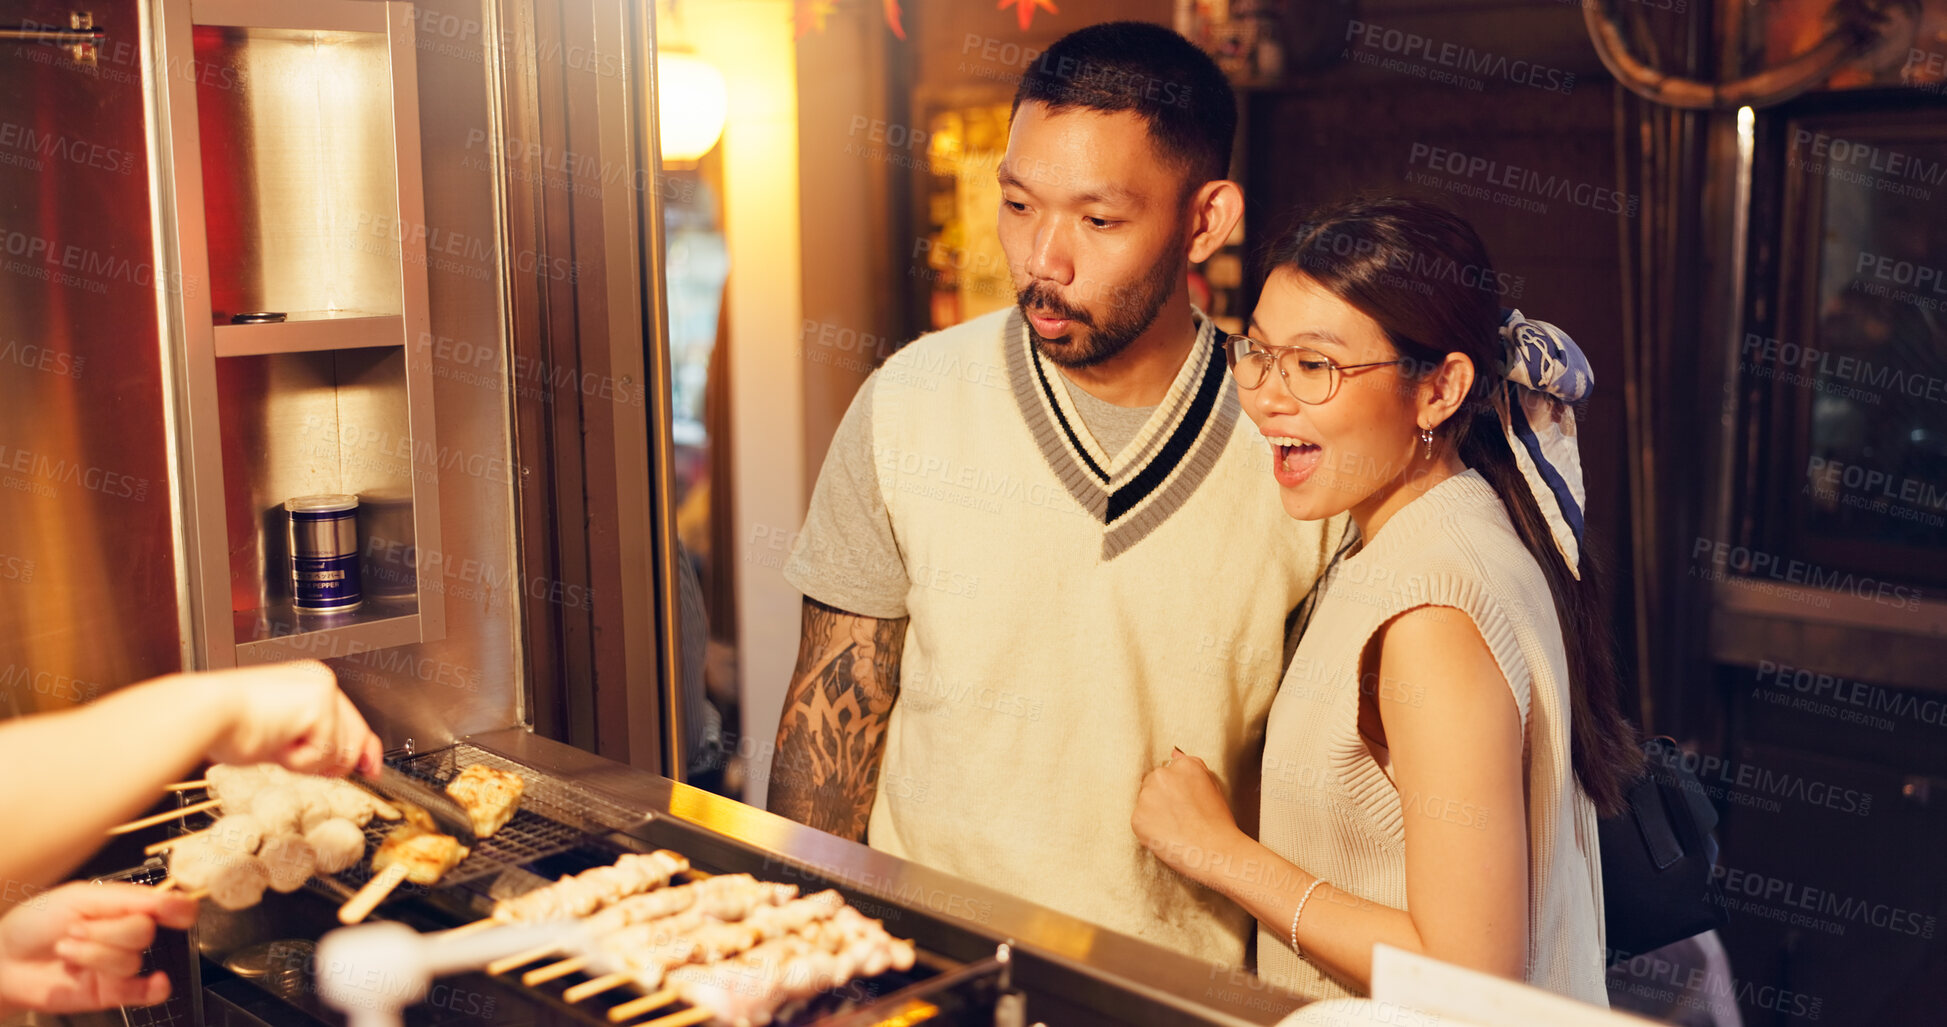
[{"xmin": 768, "ymin": 598, "xmax": 907, "ymax": 840}]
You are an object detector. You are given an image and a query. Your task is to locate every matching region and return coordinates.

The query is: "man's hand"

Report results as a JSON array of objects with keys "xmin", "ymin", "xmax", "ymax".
[
  {"xmin": 0, "ymin": 882, "xmax": 198, "ymax": 1015},
  {"xmin": 202, "ymin": 661, "xmax": 384, "ymax": 778}
]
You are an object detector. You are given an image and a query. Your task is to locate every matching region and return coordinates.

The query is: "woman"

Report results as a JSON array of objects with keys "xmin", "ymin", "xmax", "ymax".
[{"xmin": 1132, "ymin": 197, "xmax": 1641, "ymax": 1005}]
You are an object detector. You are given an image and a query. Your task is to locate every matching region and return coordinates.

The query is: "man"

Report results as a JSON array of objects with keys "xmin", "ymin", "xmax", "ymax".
[{"xmin": 770, "ymin": 21, "xmax": 1341, "ymax": 965}]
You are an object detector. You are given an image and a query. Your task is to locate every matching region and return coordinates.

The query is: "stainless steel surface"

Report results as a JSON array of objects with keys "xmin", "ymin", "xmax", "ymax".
[
  {"xmin": 146, "ymin": 0, "xmax": 518, "ymax": 746},
  {"xmin": 0, "ymin": 0, "xmax": 189, "ymax": 712},
  {"xmin": 189, "ymin": 21, "xmax": 402, "ymax": 322},
  {"xmin": 500, "ymin": 0, "xmax": 668, "ymax": 771},
  {"xmin": 629, "ymin": 0, "xmax": 687, "ymax": 781},
  {"xmin": 464, "ymin": 729, "xmax": 1309, "ymax": 1026}
]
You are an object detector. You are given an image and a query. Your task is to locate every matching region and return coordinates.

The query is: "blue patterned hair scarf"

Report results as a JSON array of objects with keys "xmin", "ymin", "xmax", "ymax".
[{"xmin": 1496, "ymin": 309, "xmax": 1592, "ymax": 580}]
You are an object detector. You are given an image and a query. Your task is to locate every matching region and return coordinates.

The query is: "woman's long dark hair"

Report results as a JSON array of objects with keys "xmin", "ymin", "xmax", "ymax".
[{"xmin": 1264, "ymin": 196, "xmax": 1643, "ymax": 817}]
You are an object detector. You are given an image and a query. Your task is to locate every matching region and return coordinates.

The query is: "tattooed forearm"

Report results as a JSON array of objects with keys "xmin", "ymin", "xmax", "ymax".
[{"xmin": 768, "ymin": 598, "xmax": 907, "ymax": 840}]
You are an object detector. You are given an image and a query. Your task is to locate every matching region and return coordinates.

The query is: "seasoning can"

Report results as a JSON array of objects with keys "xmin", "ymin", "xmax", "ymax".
[{"xmin": 286, "ymin": 495, "xmax": 362, "ymax": 612}]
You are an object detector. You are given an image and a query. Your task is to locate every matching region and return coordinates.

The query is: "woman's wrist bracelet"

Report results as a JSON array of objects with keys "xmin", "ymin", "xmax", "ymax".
[{"xmin": 1289, "ymin": 878, "xmax": 1327, "ymax": 955}]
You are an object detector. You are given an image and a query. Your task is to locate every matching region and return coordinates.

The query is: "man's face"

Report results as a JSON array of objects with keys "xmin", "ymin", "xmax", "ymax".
[{"xmin": 997, "ymin": 103, "xmax": 1191, "ymax": 369}]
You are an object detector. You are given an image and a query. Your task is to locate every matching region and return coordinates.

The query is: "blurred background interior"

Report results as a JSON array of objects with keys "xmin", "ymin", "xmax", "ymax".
[{"xmin": 2, "ymin": 0, "xmax": 1945, "ymax": 1024}]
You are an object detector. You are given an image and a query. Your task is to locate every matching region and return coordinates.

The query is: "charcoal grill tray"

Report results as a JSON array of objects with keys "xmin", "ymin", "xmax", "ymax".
[{"xmin": 179, "ymin": 744, "xmax": 981, "ymax": 1026}]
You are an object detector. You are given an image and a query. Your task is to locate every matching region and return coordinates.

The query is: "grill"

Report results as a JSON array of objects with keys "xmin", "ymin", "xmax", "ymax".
[{"xmin": 169, "ymin": 744, "xmax": 1009, "ymax": 1027}]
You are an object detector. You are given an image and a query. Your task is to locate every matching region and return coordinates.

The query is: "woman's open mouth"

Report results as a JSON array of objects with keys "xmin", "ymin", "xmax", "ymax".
[{"xmin": 1265, "ymin": 435, "xmax": 1322, "ymax": 488}]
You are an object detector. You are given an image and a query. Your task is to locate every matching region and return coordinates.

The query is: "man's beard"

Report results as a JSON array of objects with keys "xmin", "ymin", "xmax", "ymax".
[{"xmin": 1017, "ymin": 242, "xmax": 1185, "ymax": 370}]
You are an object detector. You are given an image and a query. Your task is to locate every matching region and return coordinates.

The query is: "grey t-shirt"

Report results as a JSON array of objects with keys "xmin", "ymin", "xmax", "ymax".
[{"xmin": 784, "ymin": 372, "xmax": 1155, "ymax": 620}]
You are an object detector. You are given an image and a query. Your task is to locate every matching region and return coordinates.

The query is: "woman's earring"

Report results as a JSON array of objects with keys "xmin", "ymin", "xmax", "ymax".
[{"xmin": 1419, "ymin": 427, "xmax": 1434, "ymax": 460}]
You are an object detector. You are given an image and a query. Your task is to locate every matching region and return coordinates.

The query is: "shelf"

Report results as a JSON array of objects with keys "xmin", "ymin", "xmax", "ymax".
[
  {"xmin": 213, "ymin": 312, "xmax": 404, "ymax": 357},
  {"xmin": 191, "ymin": 0, "xmax": 388, "ymax": 34},
  {"xmin": 233, "ymin": 598, "xmax": 421, "ymax": 665}
]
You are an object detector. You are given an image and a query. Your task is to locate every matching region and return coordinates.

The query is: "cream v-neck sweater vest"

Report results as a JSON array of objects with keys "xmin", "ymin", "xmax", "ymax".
[
  {"xmin": 864, "ymin": 307, "xmax": 1342, "ymax": 966},
  {"xmin": 1256, "ymin": 470, "xmax": 1609, "ymax": 1006}
]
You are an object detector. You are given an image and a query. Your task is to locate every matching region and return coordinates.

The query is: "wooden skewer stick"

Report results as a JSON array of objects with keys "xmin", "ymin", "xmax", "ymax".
[
  {"xmin": 641, "ymin": 1006, "xmax": 709, "ymax": 1027},
  {"xmin": 486, "ymin": 942, "xmax": 560, "ymax": 976},
  {"xmin": 108, "ymin": 798, "xmax": 221, "ymax": 835},
  {"xmin": 154, "ymin": 878, "xmax": 179, "ymax": 892},
  {"xmin": 522, "ymin": 955, "xmax": 591, "ymax": 986},
  {"xmin": 144, "ymin": 830, "xmax": 211, "ymax": 856},
  {"xmin": 607, "ymin": 989, "xmax": 677, "ymax": 1023},
  {"xmin": 337, "ymin": 862, "xmax": 410, "ymax": 925},
  {"xmin": 442, "ymin": 919, "xmax": 496, "ymax": 939},
  {"xmin": 563, "ymin": 972, "xmax": 633, "ymax": 1003},
  {"xmin": 163, "ymin": 779, "xmax": 208, "ymax": 792},
  {"xmin": 181, "ymin": 888, "xmax": 211, "ymax": 901}
]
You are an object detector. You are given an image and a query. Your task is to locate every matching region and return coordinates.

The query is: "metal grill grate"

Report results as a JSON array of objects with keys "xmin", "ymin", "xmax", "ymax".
[
  {"xmin": 335, "ymin": 742, "xmax": 648, "ymax": 892},
  {"xmin": 170, "ymin": 743, "xmax": 647, "ymax": 906}
]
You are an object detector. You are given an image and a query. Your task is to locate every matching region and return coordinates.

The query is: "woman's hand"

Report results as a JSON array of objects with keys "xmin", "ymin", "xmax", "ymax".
[
  {"xmin": 1132, "ymin": 749, "xmax": 1245, "ymax": 887},
  {"xmin": 0, "ymin": 882, "xmax": 199, "ymax": 1016}
]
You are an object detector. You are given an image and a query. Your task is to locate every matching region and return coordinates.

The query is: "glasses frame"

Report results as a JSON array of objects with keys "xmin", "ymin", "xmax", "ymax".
[{"xmin": 1223, "ymin": 334, "xmax": 1414, "ymax": 405}]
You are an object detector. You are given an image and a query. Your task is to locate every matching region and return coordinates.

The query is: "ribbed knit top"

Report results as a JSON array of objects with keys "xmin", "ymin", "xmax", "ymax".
[{"xmin": 1255, "ymin": 469, "xmax": 1608, "ymax": 1006}]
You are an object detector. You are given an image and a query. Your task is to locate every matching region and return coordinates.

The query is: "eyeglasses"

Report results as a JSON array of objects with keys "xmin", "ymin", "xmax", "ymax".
[{"xmin": 1223, "ymin": 334, "xmax": 1413, "ymax": 405}]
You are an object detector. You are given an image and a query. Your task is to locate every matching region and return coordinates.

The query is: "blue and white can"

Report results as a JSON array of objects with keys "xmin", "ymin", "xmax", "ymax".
[{"xmin": 286, "ymin": 494, "xmax": 362, "ymax": 612}]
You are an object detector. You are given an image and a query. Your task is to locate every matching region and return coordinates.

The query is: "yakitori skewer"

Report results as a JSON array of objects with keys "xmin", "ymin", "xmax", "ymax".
[
  {"xmin": 563, "ymin": 890, "xmax": 842, "ymax": 1005},
  {"xmin": 492, "ymin": 851, "xmax": 691, "ymax": 923},
  {"xmin": 338, "ymin": 826, "xmax": 467, "ymax": 924},
  {"xmin": 143, "ymin": 812, "xmax": 266, "ymax": 856},
  {"xmin": 525, "ymin": 880, "xmax": 798, "ymax": 986},
  {"xmin": 107, "ymin": 798, "xmax": 221, "ymax": 835},
  {"xmin": 163, "ymin": 779, "xmax": 207, "ymax": 792},
  {"xmin": 607, "ymin": 908, "xmax": 915, "ymax": 1025},
  {"xmin": 490, "ymin": 873, "xmax": 770, "ymax": 977}
]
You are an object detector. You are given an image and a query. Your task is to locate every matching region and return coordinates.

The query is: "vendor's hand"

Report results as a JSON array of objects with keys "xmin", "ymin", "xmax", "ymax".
[
  {"xmin": 201, "ymin": 661, "xmax": 384, "ymax": 778},
  {"xmin": 0, "ymin": 882, "xmax": 198, "ymax": 1015},
  {"xmin": 1132, "ymin": 749, "xmax": 1244, "ymax": 886}
]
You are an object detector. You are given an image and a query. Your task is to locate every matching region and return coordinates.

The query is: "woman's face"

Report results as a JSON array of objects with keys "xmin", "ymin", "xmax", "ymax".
[{"xmin": 1240, "ymin": 269, "xmax": 1425, "ymax": 523}]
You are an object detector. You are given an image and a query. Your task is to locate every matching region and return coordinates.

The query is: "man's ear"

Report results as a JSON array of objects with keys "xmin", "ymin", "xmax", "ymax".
[{"xmin": 1186, "ymin": 179, "xmax": 1243, "ymax": 264}]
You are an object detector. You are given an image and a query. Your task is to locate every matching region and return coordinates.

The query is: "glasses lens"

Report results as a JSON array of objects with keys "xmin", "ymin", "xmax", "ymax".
[
  {"xmin": 1280, "ymin": 349, "xmax": 1336, "ymax": 404},
  {"xmin": 1226, "ymin": 337, "xmax": 1272, "ymax": 389}
]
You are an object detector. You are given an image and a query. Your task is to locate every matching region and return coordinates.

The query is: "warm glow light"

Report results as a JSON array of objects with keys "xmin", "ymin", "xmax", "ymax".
[{"xmin": 658, "ymin": 50, "xmax": 727, "ymax": 164}]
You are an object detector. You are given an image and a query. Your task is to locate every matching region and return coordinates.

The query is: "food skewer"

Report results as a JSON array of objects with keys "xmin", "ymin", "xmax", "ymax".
[
  {"xmin": 608, "ymin": 908, "xmax": 916, "ymax": 1025},
  {"xmin": 607, "ymin": 991, "xmax": 679, "ymax": 1022},
  {"xmin": 488, "ymin": 941, "xmax": 569, "ymax": 976},
  {"xmin": 338, "ymin": 862, "xmax": 411, "ymax": 925},
  {"xmin": 107, "ymin": 798, "xmax": 221, "ymax": 835},
  {"xmin": 556, "ymin": 889, "xmax": 840, "ymax": 1011},
  {"xmin": 492, "ymin": 850, "xmax": 691, "ymax": 924},
  {"xmin": 489, "ymin": 871, "xmax": 762, "ymax": 976},
  {"xmin": 522, "ymin": 955, "xmax": 592, "ymax": 986},
  {"xmin": 521, "ymin": 882, "xmax": 786, "ymax": 985},
  {"xmin": 164, "ymin": 779, "xmax": 207, "ymax": 792},
  {"xmin": 143, "ymin": 812, "xmax": 265, "ymax": 856},
  {"xmin": 337, "ymin": 826, "xmax": 468, "ymax": 924},
  {"xmin": 562, "ymin": 972, "xmax": 636, "ymax": 1003}
]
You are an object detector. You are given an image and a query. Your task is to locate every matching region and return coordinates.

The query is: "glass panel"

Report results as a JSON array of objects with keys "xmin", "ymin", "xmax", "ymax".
[{"xmin": 1797, "ymin": 134, "xmax": 1947, "ymax": 554}]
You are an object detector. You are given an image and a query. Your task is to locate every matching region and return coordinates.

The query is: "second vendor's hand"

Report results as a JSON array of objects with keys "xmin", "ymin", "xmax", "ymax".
[
  {"xmin": 201, "ymin": 661, "xmax": 384, "ymax": 779},
  {"xmin": 0, "ymin": 882, "xmax": 199, "ymax": 1016},
  {"xmin": 1131, "ymin": 748, "xmax": 1246, "ymax": 887}
]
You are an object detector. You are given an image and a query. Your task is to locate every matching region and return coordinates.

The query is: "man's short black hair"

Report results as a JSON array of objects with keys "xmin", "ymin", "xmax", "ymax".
[{"xmin": 1010, "ymin": 21, "xmax": 1236, "ymax": 186}]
